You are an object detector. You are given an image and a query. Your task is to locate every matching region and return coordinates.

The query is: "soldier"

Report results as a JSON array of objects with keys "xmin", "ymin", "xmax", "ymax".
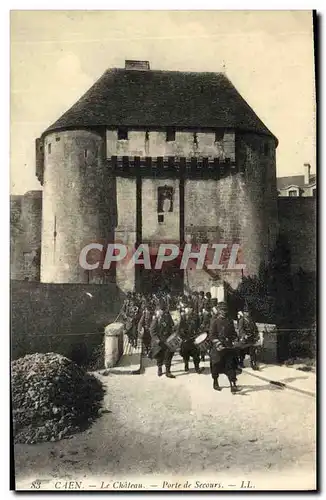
[
  {"xmin": 238, "ymin": 306, "xmax": 260, "ymax": 370},
  {"xmin": 208, "ymin": 302, "xmax": 239, "ymax": 393},
  {"xmin": 127, "ymin": 293, "xmax": 141, "ymax": 348},
  {"xmin": 178, "ymin": 301, "xmax": 202, "ymax": 374},
  {"xmin": 204, "ymin": 291, "xmax": 212, "ymax": 311},
  {"xmin": 149, "ymin": 300, "xmax": 176, "ymax": 378},
  {"xmin": 138, "ymin": 301, "xmax": 153, "ymax": 356},
  {"xmin": 198, "ymin": 291, "xmax": 205, "ymax": 313},
  {"xmin": 191, "ymin": 291, "xmax": 199, "ymax": 315},
  {"xmin": 211, "ymin": 298, "xmax": 219, "ymax": 316},
  {"xmin": 121, "ymin": 292, "xmax": 132, "ymax": 320}
]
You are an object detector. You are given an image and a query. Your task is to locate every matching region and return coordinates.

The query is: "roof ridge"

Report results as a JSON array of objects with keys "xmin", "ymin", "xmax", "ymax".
[{"xmin": 42, "ymin": 68, "xmax": 278, "ymax": 143}]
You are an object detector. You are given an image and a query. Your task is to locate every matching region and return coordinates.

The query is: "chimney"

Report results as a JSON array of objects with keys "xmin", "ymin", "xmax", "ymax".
[
  {"xmin": 304, "ymin": 163, "xmax": 311, "ymax": 185},
  {"xmin": 125, "ymin": 60, "xmax": 150, "ymax": 71}
]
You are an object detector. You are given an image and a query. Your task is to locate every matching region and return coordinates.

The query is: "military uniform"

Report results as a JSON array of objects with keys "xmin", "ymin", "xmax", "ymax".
[
  {"xmin": 209, "ymin": 304, "xmax": 239, "ymax": 392},
  {"xmin": 204, "ymin": 293, "xmax": 212, "ymax": 311},
  {"xmin": 238, "ymin": 312, "xmax": 259, "ymax": 370},
  {"xmin": 121, "ymin": 294, "xmax": 141, "ymax": 348},
  {"xmin": 198, "ymin": 292, "xmax": 205, "ymax": 314},
  {"xmin": 198, "ymin": 308, "xmax": 212, "ymax": 361},
  {"xmin": 138, "ymin": 307, "xmax": 153, "ymax": 355},
  {"xmin": 149, "ymin": 308, "xmax": 175, "ymax": 378},
  {"xmin": 178, "ymin": 310, "xmax": 201, "ymax": 373}
]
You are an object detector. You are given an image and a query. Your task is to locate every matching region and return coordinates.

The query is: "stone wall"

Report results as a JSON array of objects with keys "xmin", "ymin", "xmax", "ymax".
[
  {"xmin": 11, "ymin": 281, "xmax": 124, "ymax": 365},
  {"xmin": 41, "ymin": 129, "xmax": 116, "ymax": 284},
  {"xmin": 236, "ymin": 133, "xmax": 278, "ymax": 276},
  {"xmin": 10, "ymin": 191, "xmax": 42, "ymax": 281},
  {"xmin": 106, "ymin": 129, "xmax": 235, "ymax": 160},
  {"xmin": 278, "ymin": 197, "xmax": 316, "ymax": 273},
  {"xmin": 183, "ymin": 132, "xmax": 278, "ymax": 290}
]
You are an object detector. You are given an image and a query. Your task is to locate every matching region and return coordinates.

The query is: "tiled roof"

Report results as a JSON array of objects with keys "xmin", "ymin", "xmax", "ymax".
[
  {"xmin": 277, "ymin": 174, "xmax": 317, "ymax": 190},
  {"xmin": 277, "ymin": 175, "xmax": 305, "ymax": 190},
  {"xmin": 43, "ymin": 68, "xmax": 277, "ymax": 142}
]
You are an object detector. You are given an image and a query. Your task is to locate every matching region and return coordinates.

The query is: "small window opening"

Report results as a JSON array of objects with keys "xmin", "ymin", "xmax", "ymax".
[
  {"xmin": 118, "ymin": 128, "xmax": 128, "ymax": 140},
  {"xmin": 145, "ymin": 131, "xmax": 149, "ymax": 141},
  {"xmin": 215, "ymin": 129, "xmax": 224, "ymax": 142},
  {"xmin": 157, "ymin": 186, "xmax": 173, "ymax": 213},
  {"xmin": 48, "ymin": 143, "xmax": 51, "ymax": 154},
  {"xmin": 166, "ymin": 128, "xmax": 175, "ymax": 142},
  {"xmin": 55, "ymin": 137, "xmax": 60, "ymax": 142},
  {"xmin": 84, "ymin": 149, "xmax": 88, "ymax": 158},
  {"xmin": 158, "ymin": 214, "xmax": 164, "ymax": 224},
  {"xmin": 193, "ymin": 133, "xmax": 198, "ymax": 145}
]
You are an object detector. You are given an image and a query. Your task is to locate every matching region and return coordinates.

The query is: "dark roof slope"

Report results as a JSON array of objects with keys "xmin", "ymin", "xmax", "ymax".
[
  {"xmin": 277, "ymin": 175, "xmax": 305, "ymax": 190},
  {"xmin": 277, "ymin": 174, "xmax": 317, "ymax": 190},
  {"xmin": 43, "ymin": 68, "xmax": 277, "ymax": 143}
]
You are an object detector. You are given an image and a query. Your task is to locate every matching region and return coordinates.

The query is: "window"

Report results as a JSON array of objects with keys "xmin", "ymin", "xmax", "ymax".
[
  {"xmin": 193, "ymin": 132, "xmax": 198, "ymax": 145},
  {"xmin": 84, "ymin": 149, "xmax": 88, "ymax": 158},
  {"xmin": 55, "ymin": 137, "xmax": 60, "ymax": 142},
  {"xmin": 157, "ymin": 186, "xmax": 173, "ymax": 213},
  {"xmin": 289, "ymin": 190, "xmax": 298, "ymax": 197},
  {"xmin": 215, "ymin": 129, "xmax": 224, "ymax": 142},
  {"xmin": 145, "ymin": 130, "xmax": 149, "ymax": 141},
  {"xmin": 118, "ymin": 128, "xmax": 128, "ymax": 140},
  {"xmin": 166, "ymin": 128, "xmax": 175, "ymax": 142},
  {"xmin": 158, "ymin": 214, "xmax": 164, "ymax": 224},
  {"xmin": 48, "ymin": 143, "xmax": 51, "ymax": 154}
]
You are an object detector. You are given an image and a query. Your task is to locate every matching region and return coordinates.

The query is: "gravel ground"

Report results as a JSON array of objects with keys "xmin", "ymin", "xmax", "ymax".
[{"xmin": 14, "ymin": 355, "xmax": 316, "ymax": 490}]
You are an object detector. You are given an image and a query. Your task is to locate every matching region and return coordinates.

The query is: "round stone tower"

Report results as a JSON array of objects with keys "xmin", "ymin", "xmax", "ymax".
[{"xmin": 39, "ymin": 129, "xmax": 115, "ymax": 283}]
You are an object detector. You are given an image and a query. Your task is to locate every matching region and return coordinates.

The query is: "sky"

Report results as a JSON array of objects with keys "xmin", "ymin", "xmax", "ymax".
[{"xmin": 10, "ymin": 10, "xmax": 316, "ymax": 195}]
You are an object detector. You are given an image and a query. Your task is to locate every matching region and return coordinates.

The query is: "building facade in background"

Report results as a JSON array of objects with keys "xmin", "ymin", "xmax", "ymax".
[{"xmin": 277, "ymin": 163, "xmax": 316, "ymax": 197}]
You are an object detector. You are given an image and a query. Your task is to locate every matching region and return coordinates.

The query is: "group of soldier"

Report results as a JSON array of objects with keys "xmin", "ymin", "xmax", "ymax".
[{"xmin": 120, "ymin": 290, "xmax": 260, "ymax": 393}]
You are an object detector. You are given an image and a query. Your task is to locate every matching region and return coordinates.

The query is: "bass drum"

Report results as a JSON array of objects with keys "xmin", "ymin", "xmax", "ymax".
[
  {"xmin": 165, "ymin": 332, "xmax": 183, "ymax": 353},
  {"xmin": 194, "ymin": 332, "xmax": 211, "ymax": 353}
]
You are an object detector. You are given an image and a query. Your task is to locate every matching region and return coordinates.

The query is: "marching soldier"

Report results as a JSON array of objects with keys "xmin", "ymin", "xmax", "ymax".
[
  {"xmin": 178, "ymin": 301, "xmax": 202, "ymax": 374},
  {"xmin": 122, "ymin": 292, "xmax": 141, "ymax": 348},
  {"xmin": 191, "ymin": 291, "xmax": 199, "ymax": 314},
  {"xmin": 204, "ymin": 291, "xmax": 212, "ymax": 311},
  {"xmin": 149, "ymin": 300, "xmax": 176, "ymax": 378},
  {"xmin": 210, "ymin": 298, "xmax": 219, "ymax": 316},
  {"xmin": 238, "ymin": 306, "xmax": 260, "ymax": 370},
  {"xmin": 198, "ymin": 291, "xmax": 205, "ymax": 313},
  {"xmin": 138, "ymin": 301, "xmax": 153, "ymax": 356},
  {"xmin": 121, "ymin": 292, "xmax": 132, "ymax": 320},
  {"xmin": 208, "ymin": 302, "xmax": 239, "ymax": 393}
]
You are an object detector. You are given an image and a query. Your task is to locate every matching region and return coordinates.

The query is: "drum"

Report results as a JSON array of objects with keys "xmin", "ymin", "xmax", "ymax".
[
  {"xmin": 165, "ymin": 333, "xmax": 183, "ymax": 352},
  {"xmin": 194, "ymin": 332, "xmax": 211, "ymax": 353}
]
